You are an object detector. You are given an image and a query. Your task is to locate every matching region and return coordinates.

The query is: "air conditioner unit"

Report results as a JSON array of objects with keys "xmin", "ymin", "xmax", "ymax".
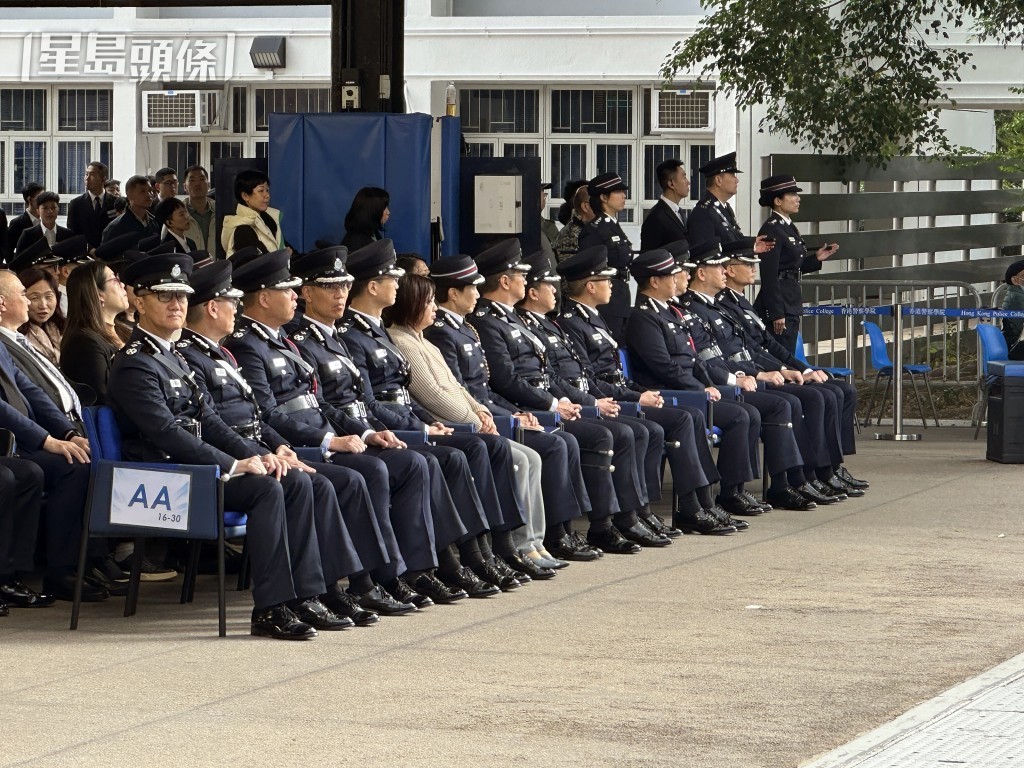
[
  {"xmin": 141, "ymin": 89, "xmax": 227, "ymax": 133},
  {"xmin": 650, "ymin": 85, "xmax": 715, "ymax": 133}
]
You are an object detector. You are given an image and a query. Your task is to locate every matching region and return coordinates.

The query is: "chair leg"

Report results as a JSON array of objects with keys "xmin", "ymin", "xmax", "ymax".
[
  {"xmin": 923, "ymin": 372, "xmax": 940, "ymax": 427},
  {"xmin": 236, "ymin": 537, "xmax": 251, "ymax": 592},
  {"xmin": 180, "ymin": 540, "xmax": 201, "ymax": 605},
  {"xmin": 124, "ymin": 536, "xmax": 145, "ymax": 618},
  {"xmin": 864, "ymin": 372, "xmax": 884, "ymax": 427},
  {"xmin": 974, "ymin": 389, "xmax": 988, "ymax": 441},
  {"xmin": 877, "ymin": 375, "xmax": 893, "ymax": 426},
  {"xmin": 907, "ymin": 371, "xmax": 927, "ymax": 429},
  {"xmin": 70, "ymin": 478, "xmax": 95, "ymax": 631}
]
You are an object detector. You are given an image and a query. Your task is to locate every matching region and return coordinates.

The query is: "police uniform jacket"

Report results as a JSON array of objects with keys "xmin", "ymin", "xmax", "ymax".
[
  {"xmin": 516, "ymin": 308, "xmax": 597, "ymax": 406},
  {"xmin": 66, "ymin": 191, "xmax": 117, "ymax": 250},
  {"xmin": 686, "ymin": 192, "xmax": 744, "ymax": 245},
  {"xmin": 577, "ymin": 214, "xmax": 634, "ymax": 340},
  {"xmin": 288, "ymin": 313, "xmax": 389, "ymax": 432},
  {"xmin": 422, "ymin": 308, "xmax": 522, "ymax": 417},
  {"xmin": 718, "ymin": 288, "xmax": 810, "ymax": 371},
  {"xmin": 623, "ymin": 294, "xmax": 714, "ymax": 392},
  {"xmin": 107, "ymin": 327, "xmax": 257, "ymax": 472},
  {"xmin": 175, "ymin": 328, "xmax": 290, "ymax": 452},
  {"xmin": 753, "ymin": 212, "xmax": 822, "ymax": 322},
  {"xmin": 338, "ymin": 308, "xmax": 437, "ymax": 431},
  {"xmin": 223, "ymin": 316, "xmax": 369, "ymax": 448},
  {"xmin": 558, "ymin": 299, "xmax": 644, "ymax": 402},
  {"xmin": 465, "ymin": 298, "xmax": 558, "ymax": 412},
  {"xmin": 681, "ymin": 291, "xmax": 783, "ymax": 382}
]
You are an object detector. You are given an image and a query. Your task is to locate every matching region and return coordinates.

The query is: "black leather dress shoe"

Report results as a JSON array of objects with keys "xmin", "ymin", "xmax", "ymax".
[
  {"xmin": 0, "ymin": 580, "xmax": 56, "ymax": 608},
  {"xmin": 707, "ymin": 504, "xmax": 749, "ymax": 531},
  {"xmin": 836, "ymin": 466, "xmax": 869, "ymax": 489},
  {"xmin": 251, "ymin": 604, "xmax": 317, "ymax": 640},
  {"xmin": 491, "ymin": 557, "xmax": 529, "ymax": 585},
  {"xmin": 503, "ymin": 552, "xmax": 555, "ymax": 581},
  {"xmin": 765, "ymin": 487, "xmax": 818, "ymax": 511},
  {"xmin": 829, "ymin": 474, "xmax": 865, "ymax": 497},
  {"xmin": 320, "ymin": 589, "xmax": 380, "ymax": 626},
  {"xmin": 672, "ymin": 509, "xmax": 736, "ymax": 535},
  {"xmin": 386, "ymin": 578, "xmax": 434, "ymax": 609},
  {"xmin": 439, "ymin": 567, "xmax": 501, "ymax": 598},
  {"xmin": 349, "ymin": 585, "xmax": 417, "ymax": 615},
  {"xmin": 619, "ymin": 522, "xmax": 672, "ymax": 548},
  {"xmin": 412, "ymin": 572, "xmax": 467, "ymax": 603},
  {"xmin": 796, "ymin": 482, "xmax": 838, "ymax": 505},
  {"xmin": 640, "ymin": 508, "xmax": 682, "ymax": 537},
  {"xmin": 569, "ymin": 530, "xmax": 603, "ymax": 557},
  {"xmin": 739, "ymin": 491, "xmax": 772, "ymax": 512},
  {"xmin": 290, "ymin": 597, "xmax": 353, "ymax": 630},
  {"xmin": 544, "ymin": 534, "xmax": 600, "ymax": 562},
  {"xmin": 812, "ymin": 478, "xmax": 847, "ymax": 501},
  {"xmin": 717, "ymin": 494, "xmax": 764, "ymax": 516},
  {"xmin": 45, "ymin": 573, "xmax": 109, "ymax": 602},
  {"xmin": 587, "ymin": 526, "xmax": 642, "ymax": 554},
  {"xmin": 471, "ymin": 561, "xmax": 521, "ymax": 591}
]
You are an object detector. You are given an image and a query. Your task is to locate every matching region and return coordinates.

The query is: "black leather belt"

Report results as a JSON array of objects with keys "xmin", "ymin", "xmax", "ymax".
[
  {"xmin": 277, "ymin": 393, "xmax": 318, "ymax": 415},
  {"xmin": 378, "ymin": 388, "xmax": 411, "ymax": 405},
  {"xmin": 526, "ymin": 375, "xmax": 551, "ymax": 389},
  {"xmin": 176, "ymin": 418, "xmax": 202, "ymax": 439},
  {"xmin": 568, "ymin": 376, "xmax": 589, "ymax": 392},
  {"xmin": 779, "ymin": 269, "xmax": 801, "ymax": 282},
  {"xmin": 231, "ymin": 421, "xmax": 262, "ymax": 441},
  {"xmin": 728, "ymin": 350, "xmax": 753, "ymax": 363},
  {"xmin": 597, "ymin": 371, "xmax": 626, "ymax": 386}
]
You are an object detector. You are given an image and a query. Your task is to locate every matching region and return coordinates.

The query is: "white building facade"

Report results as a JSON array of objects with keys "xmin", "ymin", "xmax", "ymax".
[{"xmin": 0, "ymin": 0, "xmax": 1020, "ymax": 248}]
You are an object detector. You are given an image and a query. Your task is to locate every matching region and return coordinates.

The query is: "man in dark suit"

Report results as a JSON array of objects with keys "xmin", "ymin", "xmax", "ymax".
[
  {"xmin": 0, "ymin": 270, "xmax": 100, "ymax": 602},
  {"xmin": 101, "ymin": 175, "xmax": 159, "ymax": 244},
  {"xmin": 5, "ymin": 183, "xmax": 44, "ymax": 259},
  {"xmin": 66, "ymin": 161, "xmax": 118, "ymax": 253},
  {"xmin": 14, "ymin": 191, "xmax": 74, "ymax": 256},
  {"xmin": 640, "ymin": 158, "xmax": 691, "ymax": 252}
]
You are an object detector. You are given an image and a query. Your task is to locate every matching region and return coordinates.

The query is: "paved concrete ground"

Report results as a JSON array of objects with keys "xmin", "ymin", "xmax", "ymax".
[{"xmin": 2, "ymin": 427, "xmax": 1022, "ymax": 767}]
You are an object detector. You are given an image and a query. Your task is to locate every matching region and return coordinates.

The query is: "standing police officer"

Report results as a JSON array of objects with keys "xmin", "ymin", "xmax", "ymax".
[{"xmin": 577, "ymin": 173, "xmax": 633, "ymax": 345}]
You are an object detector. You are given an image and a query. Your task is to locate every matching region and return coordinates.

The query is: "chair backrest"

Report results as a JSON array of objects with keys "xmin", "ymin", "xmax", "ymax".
[
  {"xmin": 618, "ymin": 348, "xmax": 631, "ymax": 379},
  {"xmin": 88, "ymin": 405, "xmax": 124, "ymax": 462},
  {"xmin": 861, "ymin": 321, "xmax": 894, "ymax": 371},
  {"xmin": 976, "ymin": 322, "xmax": 1009, "ymax": 375},
  {"xmin": 794, "ymin": 332, "xmax": 810, "ymax": 367}
]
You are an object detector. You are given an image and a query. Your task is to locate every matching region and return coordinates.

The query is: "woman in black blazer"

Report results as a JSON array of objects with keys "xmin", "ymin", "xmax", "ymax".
[
  {"xmin": 341, "ymin": 186, "xmax": 390, "ymax": 252},
  {"xmin": 60, "ymin": 261, "xmax": 131, "ymax": 404}
]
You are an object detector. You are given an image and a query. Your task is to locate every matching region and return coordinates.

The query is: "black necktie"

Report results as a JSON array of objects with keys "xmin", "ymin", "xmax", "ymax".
[
  {"xmin": 678, "ymin": 208, "xmax": 687, "ymax": 227},
  {"xmin": 0, "ymin": 363, "xmax": 30, "ymax": 418},
  {"xmin": 93, "ymin": 196, "xmax": 100, "ymax": 212}
]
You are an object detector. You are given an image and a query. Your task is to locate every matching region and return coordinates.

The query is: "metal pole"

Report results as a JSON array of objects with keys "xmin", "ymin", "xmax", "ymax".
[{"xmin": 876, "ymin": 301, "xmax": 921, "ymax": 441}]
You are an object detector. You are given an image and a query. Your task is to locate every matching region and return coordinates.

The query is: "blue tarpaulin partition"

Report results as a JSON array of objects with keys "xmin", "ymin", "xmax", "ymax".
[
  {"xmin": 268, "ymin": 112, "xmax": 433, "ymax": 257},
  {"xmin": 439, "ymin": 116, "xmax": 462, "ymax": 256}
]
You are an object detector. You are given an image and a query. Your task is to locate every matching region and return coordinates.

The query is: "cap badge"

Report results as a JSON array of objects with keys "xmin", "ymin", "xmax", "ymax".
[
  {"xmin": 171, "ymin": 264, "xmax": 182, "ymax": 278},
  {"xmin": 334, "ymin": 257, "xmax": 343, "ymax": 272}
]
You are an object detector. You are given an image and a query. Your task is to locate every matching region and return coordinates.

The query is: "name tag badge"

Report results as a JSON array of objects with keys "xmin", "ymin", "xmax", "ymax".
[
  {"xmin": 547, "ymin": 336, "xmax": 558, "ymax": 344},
  {"xmin": 668, "ymin": 323, "xmax": 677, "ymax": 331},
  {"xmin": 611, "ymin": 236, "xmax": 621, "ymax": 243},
  {"xmin": 462, "ymin": 343, "xmax": 474, "ymax": 353},
  {"xmin": 214, "ymin": 368, "xmax": 227, "ymax": 377},
  {"xmin": 272, "ymin": 358, "xmax": 287, "ymax": 368},
  {"xmin": 788, "ymin": 236, "xmax": 796, "ymax": 243},
  {"xmin": 714, "ymin": 318, "xmax": 723, "ymax": 326},
  {"xmin": 510, "ymin": 329, "xmax": 521, "ymax": 339},
  {"xmin": 592, "ymin": 333, "xmax": 604, "ymax": 342},
  {"xmin": 374, "ymin": 348, "xmax": 388, "ymax": 359},
  {"xmin": 328, "ymin": 360, "xmax": 342, "ymax": 371},
  {"xmin": 169, "ymin": 379, "xmax": 182, "ymax": 388}
]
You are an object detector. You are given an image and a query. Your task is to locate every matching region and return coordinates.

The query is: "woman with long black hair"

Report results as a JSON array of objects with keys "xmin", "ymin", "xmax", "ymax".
[{"xmin": 341, "ymin": 186, "xmax": 390, "ymax": 252}]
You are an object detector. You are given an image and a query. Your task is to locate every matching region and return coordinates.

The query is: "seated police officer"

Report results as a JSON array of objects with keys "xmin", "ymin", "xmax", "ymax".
[
  {"xmin": 717, "ymin": 239, "xmax": 867, "ymax": 493},
  {"xmin": 283, "ymin": 244, "xmax": 502, "ymax": 602},
  {"xmin": 624, "ymin": 249, "xmax": 780, "ymax": 530},
  {"xmin": 424, "ymin": 253, "xmax": 589, "ymax": 569},
  {"xmin": 682, "ymin": 239, "xmax": 853, "ymax": 508},
  {"xmin": 107, "ymin": 253, "xmax": 352, "ymax": 640},
  {"xmin": 467, "ymin": 238, "xmax": 648, "ymax": 554},
  {"xmin": 514, "ymin": 250, "xmax": 675, "ymax": 547},
  {"xmin": 670, "ymin": 240, "xmax": 823, "ymax": 512},
  {"xmin": 175, "ymin": 259, "xmax": 394, "ymax": 626},
  {"xmin": 339, "ymin": 240, "xmax": 524, "ymax": 593},
  {"xmin": 555, "ymin": 245, "xmax": 739, "ymax": 526}
]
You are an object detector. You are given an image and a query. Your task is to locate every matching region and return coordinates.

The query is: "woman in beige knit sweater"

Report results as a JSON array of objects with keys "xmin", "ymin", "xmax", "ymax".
[{"xmin": 387, "ymin": 274, "xmax": 553, "ymax": 571}]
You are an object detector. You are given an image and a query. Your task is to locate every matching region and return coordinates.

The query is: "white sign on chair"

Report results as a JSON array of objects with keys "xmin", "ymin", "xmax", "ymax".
[{"xmin": 110, "ymin": 467, "xmax": 192, "ymax": 532}]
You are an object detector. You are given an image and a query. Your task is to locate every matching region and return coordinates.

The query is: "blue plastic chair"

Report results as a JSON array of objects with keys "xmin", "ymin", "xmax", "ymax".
[
  {"xmin": 973, "ymin": 322, "xmax": 1010, "ymax": 440},
  {"xmin": 72, "ymin": 406, "xmax": 246, "ymax": 637},
  {"xmin": 861, "ymin": 321, "xmax": 939, "ymax": 429},
  {"xmin": 794, "ymin": 331, "xmax": 853, "ymax": 378}
]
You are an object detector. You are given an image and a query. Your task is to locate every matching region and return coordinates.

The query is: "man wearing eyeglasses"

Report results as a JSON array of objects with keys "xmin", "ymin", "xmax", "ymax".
[{"xmin": 153, "ymin": 167, "xmax": 180, "ymax": 205}]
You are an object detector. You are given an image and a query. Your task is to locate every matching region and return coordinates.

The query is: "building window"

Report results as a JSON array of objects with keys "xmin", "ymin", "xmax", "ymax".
[
  {"xmin": 231, "ymin": 86, "xmax": 248, "ymax": 134},
  {"xmin": 503, "ymin": 143, "xmax": 539, "ymax": 158},
  {"xmin": 58, "ymin": 89, "xmax": 113, "ymax": 132},
  {"xmin": 643, "ymin": 144, "xmax": 683, "ymax": 200},
  {"xmin": 464, "ymin": 142, "xmax": 494, "ymax": 158},
  {"xmin": 166, "ymin": 141, "xmax": 201, "ymax": 186},
  {"xmin": 595, "ymin": 144, "xmax": 632, "ymax": 189},
  {"xmin": 14, "ymin": 141, "xmax": 46, "ymax": 194},
  {"xmin": 99, "ymin": 141, "xmax": 112, "ymax": 178},
  {"xmin": 1, "ymin": 89, "xmax": 47, "ymax": 132},
  {"xmin": 690, "ymin": 144, "xmax": 716, "ymax": 199},
  {"xmin": 0, "ymin": 143, "xmax": 5, "ymax": 195},
  {"xmin": 550, "ymin": 144, "xmax": 587, "ymax": 203},
  {"xmin": 209, "ymin": 141, "xmax": 244, "ymax": 179},
  {"xmin": 57, "ymin": 140, "xmax": 91, "ymax": 194},
  {"xmin": 459, "ymin": 89, "xmax": 540, "ymax": 134},
  {"xmin": 254, "ymin": 87, "xmax": 331, "ymax": 131},
  {"xmin": 551, "ymin": 89, "xmax": 633, "ymax": 135},
  {"xmin": 256, "ymin": 141, "xmax": 269, "ymax": 160}
]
